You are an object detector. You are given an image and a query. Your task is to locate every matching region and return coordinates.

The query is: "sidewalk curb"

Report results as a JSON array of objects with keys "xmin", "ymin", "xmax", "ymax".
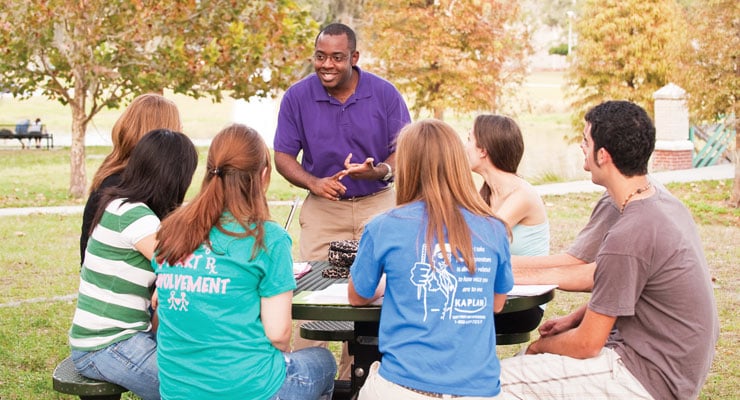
[{"xmin": 535, "ymin": 163, "xmax": 733, "ymax": 196}]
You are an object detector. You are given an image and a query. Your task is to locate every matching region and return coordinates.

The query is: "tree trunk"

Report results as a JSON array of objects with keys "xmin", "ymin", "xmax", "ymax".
[
  {"xmin": 433, "ymin": 106, "xmax": 444, "ymax": 121},
  {"xmin": 730, "ymin": 117, "xmax": 740, "ymax": 208},
  {"xmin": 69, "ymin": 100, "xmax": 88, "ymax": 199}
]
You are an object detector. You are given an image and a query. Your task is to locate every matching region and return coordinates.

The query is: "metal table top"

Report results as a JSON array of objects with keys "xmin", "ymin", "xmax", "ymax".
[{"xmin": 292, "ymin": 261, "xmax": 554, "ymax": 321}]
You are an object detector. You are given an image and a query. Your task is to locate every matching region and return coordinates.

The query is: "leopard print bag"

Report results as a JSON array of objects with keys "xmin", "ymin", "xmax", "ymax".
[{"xmin": 327, "ymin": 239, "xmax": 358, "ymax": 268}]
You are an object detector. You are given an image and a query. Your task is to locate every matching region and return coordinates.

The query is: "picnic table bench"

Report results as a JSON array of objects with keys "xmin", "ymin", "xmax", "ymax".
[{"xmin": 52, "ymin": 356, "xmax": 128, "ymax": 399}]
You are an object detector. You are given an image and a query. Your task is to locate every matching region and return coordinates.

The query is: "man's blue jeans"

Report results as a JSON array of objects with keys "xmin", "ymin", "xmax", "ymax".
[
  {"xmin": 270, "ymin": 347, "xmax": 337, "ymax": 400},
  {"xmin": 71, "ymin": 331, "xmax": 160, "ymax": 400}
]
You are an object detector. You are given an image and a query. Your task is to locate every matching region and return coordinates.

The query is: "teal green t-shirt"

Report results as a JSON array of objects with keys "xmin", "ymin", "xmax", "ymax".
[{"xmin": 155, "ymin": 219, "xmax": 296, "ymax": 400}]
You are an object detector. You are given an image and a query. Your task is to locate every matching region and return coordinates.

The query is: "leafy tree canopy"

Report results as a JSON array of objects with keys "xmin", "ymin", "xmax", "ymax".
[
  {"xmin": 360, "ymin": 0, "xmax": 530, "ymax": 120},
  {"xmin": 0, "ymin": 0, "xmax": 317, "ymax": 198},
  {"xmin": 565, "ymin": 0, "xmax": 685, "ymax": 134},
  {"xmin": 674, "ymin": 0, "xmax": 738, "ymax": 206},
  {"xmin": 675, "ymin": 0, "xmax": 738, "ymax": 123}
]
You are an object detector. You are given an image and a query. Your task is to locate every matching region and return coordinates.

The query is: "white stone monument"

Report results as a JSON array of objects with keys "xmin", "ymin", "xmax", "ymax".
[{"xmin": 652, "ymin": 83, "xmax": 693, "ymax": 171}]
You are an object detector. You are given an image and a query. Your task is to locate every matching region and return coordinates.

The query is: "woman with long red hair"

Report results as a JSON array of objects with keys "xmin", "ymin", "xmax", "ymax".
[{"xmin": 154, "ymin": 124, "xmax": 336, "ymax": 400}]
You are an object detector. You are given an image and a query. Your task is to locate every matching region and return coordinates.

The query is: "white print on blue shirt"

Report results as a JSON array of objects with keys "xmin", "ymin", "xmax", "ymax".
[
  {"xmin": 156, "ymin": 246, "xmax": 230, "ymax": 312},
  {"xmin": 410, "ymin": 243, "xmax": 489, "ymax": 323}
]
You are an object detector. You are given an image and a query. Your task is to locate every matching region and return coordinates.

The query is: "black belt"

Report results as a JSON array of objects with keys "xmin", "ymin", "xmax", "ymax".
[
  {"xmin": 338, "ymin": 186, "xmax": 391, "ymax": 201},
  {"xmin": 400, "ymin": 384, "xmax": 463, "ymax": 398}
]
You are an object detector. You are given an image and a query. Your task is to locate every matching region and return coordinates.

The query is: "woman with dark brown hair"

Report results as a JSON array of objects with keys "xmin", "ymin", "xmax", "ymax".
[
  {"xmin": 153, "ymin": 124, "xmax": 336, "ymax": 400},
  {"xmin": 70, "ymin": 129, "xmax": 198, "ymax": 400},
  {"xmin": 466, "ymin": 114, "xmax": 549, "ymax": 258},
  {"xmin": 467, "ymin": 114, "xmax": 550, "ymax": 334}
]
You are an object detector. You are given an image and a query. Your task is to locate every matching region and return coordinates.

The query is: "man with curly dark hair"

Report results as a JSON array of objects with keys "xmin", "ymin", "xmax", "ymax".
[{"xmin": 500, "ymin": 101, "xmax": 718, "ymax": 400}]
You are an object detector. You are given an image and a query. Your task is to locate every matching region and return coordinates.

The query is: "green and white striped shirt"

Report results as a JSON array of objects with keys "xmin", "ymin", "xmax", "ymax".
[{"xmin": 69, "ymin": 198, "xmax": 159, "ymax": 351}]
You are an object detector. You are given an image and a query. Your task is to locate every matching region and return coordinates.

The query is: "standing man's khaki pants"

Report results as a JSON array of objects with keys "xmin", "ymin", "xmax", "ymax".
[{"xmin": 293, "ymin": 187, "xmax": 395, "ymax": 380}]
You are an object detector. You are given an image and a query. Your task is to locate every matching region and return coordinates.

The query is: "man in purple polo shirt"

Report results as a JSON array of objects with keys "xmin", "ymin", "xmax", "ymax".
[
  {"xmin": 274, "ymin": 23, "xmax": 411, "ymax": 261},
  {"xmin": 274, "ymin": 22, "xmax": 411, "ymax": 379}
]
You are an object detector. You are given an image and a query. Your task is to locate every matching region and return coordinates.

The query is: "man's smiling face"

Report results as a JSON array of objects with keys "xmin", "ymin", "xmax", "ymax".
[{"xmin": 313, "ymin": 32, "xmax": 358, "ymax": 94}]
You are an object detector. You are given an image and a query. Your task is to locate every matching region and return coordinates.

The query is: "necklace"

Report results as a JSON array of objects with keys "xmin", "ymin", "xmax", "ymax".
[{"xmin": 620, "ymin": 182, "xmax": 652, "ymax": 213}]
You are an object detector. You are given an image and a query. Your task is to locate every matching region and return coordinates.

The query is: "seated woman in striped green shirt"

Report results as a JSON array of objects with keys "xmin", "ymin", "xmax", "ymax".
[{"xmin": 68, "ymin": 129, "xmax": 198, "ymax": 400}]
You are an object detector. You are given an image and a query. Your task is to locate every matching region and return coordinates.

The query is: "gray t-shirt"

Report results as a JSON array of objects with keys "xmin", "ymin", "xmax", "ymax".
[
  {"xmin": 566, "ymin": 192, "xmax": 619, "ymax": 262},
  {"xmin": 589, "ymin": 184, "xmax": 719, "ymax": 399},
  {"xmin": 567, "ymin": 178, "xmax": 665, "ymax": 263}
]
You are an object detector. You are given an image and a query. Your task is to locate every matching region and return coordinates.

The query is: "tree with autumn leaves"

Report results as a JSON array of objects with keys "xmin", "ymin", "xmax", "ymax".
[
  {"xmin": 565, "ymin": 0, "xmax": 685, "ymax": 127},
  {"xmin": 360, "ymin": 0, "xmax": 530, "ymax": 120},
  {"xmin": 566, "ymin": 0, "xmax": 737, "ymax": 207},
  {"xmin": 674, "ymin": 0, "xmax": 739, "ymax": 206},
  {"xmin": 0, "ymin": 0, "xmax": 316, "ymax": 198}
]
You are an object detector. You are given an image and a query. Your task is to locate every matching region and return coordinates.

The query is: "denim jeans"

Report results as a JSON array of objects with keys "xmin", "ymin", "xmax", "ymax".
[
  {"xmin": 71, "ymin": 331, "xmax": 160, "ymax": 400},
  {"xmin": 269, "ymin": 347, "xmax": 337, "ymax": 400}
]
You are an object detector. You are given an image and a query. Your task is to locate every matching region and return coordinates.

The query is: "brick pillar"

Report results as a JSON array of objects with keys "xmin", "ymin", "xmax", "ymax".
[{"xmin": 651, "ymin": 83, "xmax": 693, "ymax": 171}]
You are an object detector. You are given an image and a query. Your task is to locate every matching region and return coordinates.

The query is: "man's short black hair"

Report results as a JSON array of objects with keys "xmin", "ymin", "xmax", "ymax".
[
  {"xmin": 316, "ymin": 23, "xmax": 357, "ymax": 53},
  {"xmin": 585, "ymin": 101, "xmax": 655, "ymax": 176}
]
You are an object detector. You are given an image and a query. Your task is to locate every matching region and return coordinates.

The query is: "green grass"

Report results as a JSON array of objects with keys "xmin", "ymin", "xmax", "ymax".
[
  {"xmin": 0, "ymin": 147, "xmax": 305, "ymax": 208},
  {"xmin": 668, "ymin": 180, "xmax": 740, "ymax": 226},
  {"xmin": 530, "ymin": 171, "xmax": 567, "ymax": 185},
  {"xmin": 1, "ymin": 70, "xmax": 736, "ymax": 398},
  {"xmin": 0, "ymin": 302, "xmax": 73, "ymax": 399},
  {"xmin": 0, "ymin": 91, "xmax": 236, "ymax": 141},
  {"xmin": 0, "ymin": 179, "xmax": 737, "ymax": 399}
]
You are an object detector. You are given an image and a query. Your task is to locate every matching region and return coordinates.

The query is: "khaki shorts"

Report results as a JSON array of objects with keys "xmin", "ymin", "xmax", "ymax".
[
  {"xmin": 294, "ymin": 187, "xmax": 395, "ymax": 380},
  {"xmin": 358, "ymin": 361, "xmax": 501, "ymax": 400},
  {"xmin": 499, "ymin": 348, "xmax": 653, "ymax": 399}
]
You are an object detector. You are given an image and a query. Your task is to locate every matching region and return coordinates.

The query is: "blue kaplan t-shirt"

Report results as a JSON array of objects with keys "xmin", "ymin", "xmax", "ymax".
[
  {"xmin": 350, "ymin": 201, "xmax": 513, "ymax": 397},
  {"xmin": 155, "ymin": 220, "xmax": 295, "ymax": 400}
]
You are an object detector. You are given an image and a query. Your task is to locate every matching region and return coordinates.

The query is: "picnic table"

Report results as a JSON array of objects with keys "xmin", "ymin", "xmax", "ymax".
[{"xmin": 293, "ymin": 260, "xmax": 555, "ymax": 398}]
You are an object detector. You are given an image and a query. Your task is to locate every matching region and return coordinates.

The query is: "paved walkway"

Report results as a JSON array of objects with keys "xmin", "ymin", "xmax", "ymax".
[
  {"xmin": 535, "ymin": 163, "xmax": 734, "ymax": 196},
  {"xmin": 0, "ymin": 164, "xmax": 734, "ymax": 217}
]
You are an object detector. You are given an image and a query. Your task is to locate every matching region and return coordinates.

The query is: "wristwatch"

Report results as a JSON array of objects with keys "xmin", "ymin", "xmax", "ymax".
[{"xmin": 378, "ymin": 162, "xmax": 393, "ymax": 182}]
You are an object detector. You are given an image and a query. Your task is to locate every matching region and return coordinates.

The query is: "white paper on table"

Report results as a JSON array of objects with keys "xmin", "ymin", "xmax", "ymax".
[
  {"xmin": 293, "ymin": 262, "xmax": 312, "ymax": 279},
  {"xmin": 508, "ymin": 284, "xmax": 558, "ymax": 296},
  {"xmin": 298, "ymin": 283, "xmax": 382, "ymax": 306}
]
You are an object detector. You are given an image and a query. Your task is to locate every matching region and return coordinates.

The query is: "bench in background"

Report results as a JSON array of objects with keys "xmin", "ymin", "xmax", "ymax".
[{"xmin": 0, "ymin": 125, "xmax": 54, "ymax": 149}]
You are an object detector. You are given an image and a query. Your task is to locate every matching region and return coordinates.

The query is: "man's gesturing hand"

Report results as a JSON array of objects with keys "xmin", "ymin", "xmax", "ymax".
[
  {"xmin": 344, "ymin": 153, "xmax": 380, "ymax": 180},
  {"xmin": 309, "ymin": 169, "xmax": 348, "ymax": 201}
]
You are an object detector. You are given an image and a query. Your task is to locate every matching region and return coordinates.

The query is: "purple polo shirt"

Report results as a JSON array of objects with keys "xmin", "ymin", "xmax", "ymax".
[{"xmin": 274, "ymin": 67, "xmax": 411, "ymax": 198}]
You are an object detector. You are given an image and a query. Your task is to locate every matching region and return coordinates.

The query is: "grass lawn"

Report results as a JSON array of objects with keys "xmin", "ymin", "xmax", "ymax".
[
  {"xmin": 0, "ymin": 146, "xmax": 305, "ymax": 209},
  {"xmin": 0, "ymin": 174, "xmax": 737, "ymax": 399},
  {"xmin": 1, "ymin": 70, "xmax": 737, "ymax": 399},
  {"xmin": 0, "ymin": 70, "xmax": 590, "ymax": 183}
]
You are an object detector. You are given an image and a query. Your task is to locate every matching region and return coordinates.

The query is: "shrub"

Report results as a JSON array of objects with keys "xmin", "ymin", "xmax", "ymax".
[{"xmin": 549, "ymin": 43, "xmax": 569, "ymax": 56}]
